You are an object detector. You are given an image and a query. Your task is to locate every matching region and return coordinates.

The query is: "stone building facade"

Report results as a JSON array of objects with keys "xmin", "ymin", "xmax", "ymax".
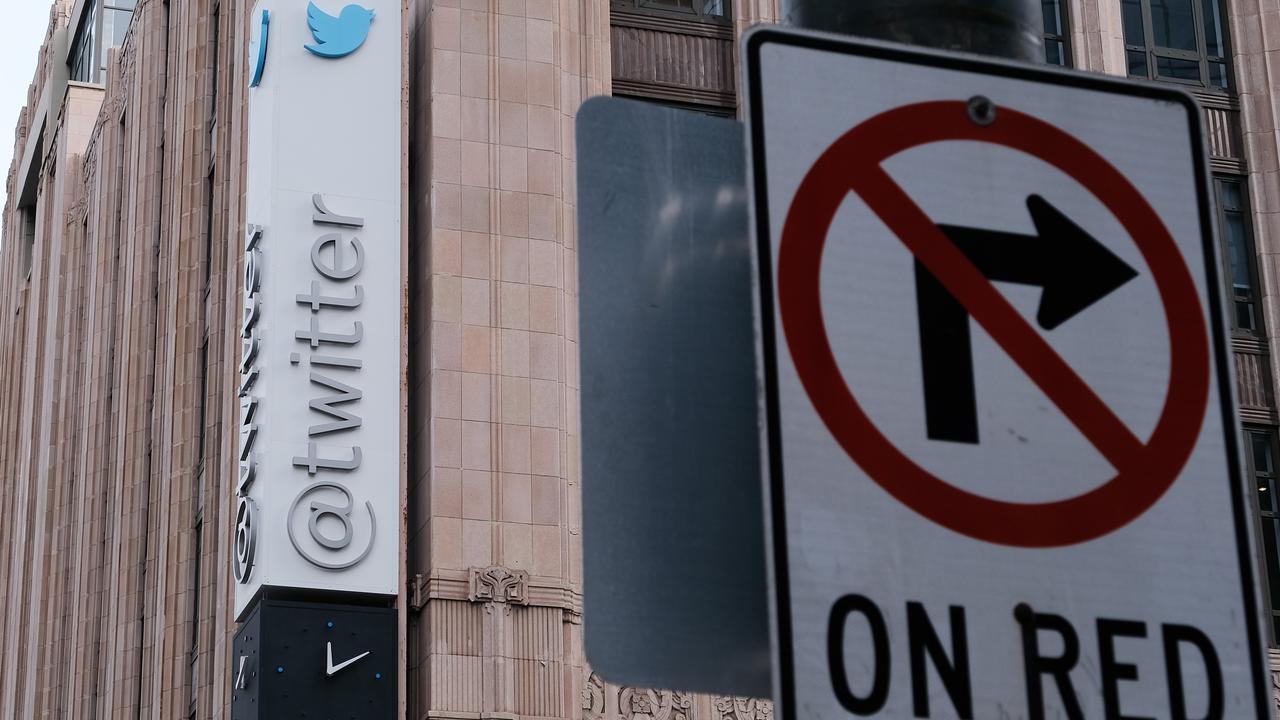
[{"xmin": 1, "ymin": 0, "xmax": 1279, "ymax": 718}]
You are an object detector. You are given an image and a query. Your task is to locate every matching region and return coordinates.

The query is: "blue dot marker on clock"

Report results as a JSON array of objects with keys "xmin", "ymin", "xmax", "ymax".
[
  {"xmin": 326, "ymin": 621, "xmax": 334, "ymax": 629},
  {"xmin": 276, "ymin": 666, "xmax": 284, "ymax": 674},
  {"xmin": 375, "ymin": 672, "xmax": 382, "ymax": 680}
]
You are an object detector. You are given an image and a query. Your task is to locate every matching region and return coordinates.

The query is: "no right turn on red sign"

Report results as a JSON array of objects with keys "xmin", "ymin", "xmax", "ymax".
[{"xmin": 745, "ymin": 27, "xmax": 1269, "ymax": 720}]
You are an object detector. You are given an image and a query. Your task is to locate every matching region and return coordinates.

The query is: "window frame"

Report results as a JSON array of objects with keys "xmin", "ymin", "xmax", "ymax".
[
  {"xmin": 1042, "ymin": 0, "xmax": 1072, "ymax": 67},
  {"xmin": 609, "ymin": 0, "xmax": 732, "ymax": 27},
  {"xmin": 68, "ymin": 0, "xmax": 137, "ymax": 84},
  {"xmin": 1122, "ymin": 0, "xmax": 1231, "ymax": 90},
  {"xmin": 1213, "ymin": 175, "xmax": 1263, "ymax": 337},
  {"xmin": 1246, "ymin": 427, "xmax": 1280, "ymax": 646},
  {"xmin": 69, "ymin": 0, "xmax": 99, "ymax": 83},
  {"xmin": 19, "ymin": 204, "xmax": 36, "ymax": 280},
  {"xmin": 188, "ymin": 520, "xmax": 203, "ymax": 715}
]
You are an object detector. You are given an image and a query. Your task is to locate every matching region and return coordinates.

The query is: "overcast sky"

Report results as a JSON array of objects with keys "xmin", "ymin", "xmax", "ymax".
[{"xmin": 0, "ymin": 2, "xmax": 58, "ymax": 215}]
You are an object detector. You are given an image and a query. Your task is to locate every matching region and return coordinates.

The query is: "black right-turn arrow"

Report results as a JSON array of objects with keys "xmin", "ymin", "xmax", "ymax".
[{"xmin": 916, "ymin": 194, "xmax": 1139, "ymax": 444}]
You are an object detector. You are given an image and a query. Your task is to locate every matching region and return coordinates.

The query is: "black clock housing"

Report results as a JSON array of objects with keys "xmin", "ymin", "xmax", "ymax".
[{"xmin": 232, "ymin": 599, "xmax": 397, "ymax": 719}]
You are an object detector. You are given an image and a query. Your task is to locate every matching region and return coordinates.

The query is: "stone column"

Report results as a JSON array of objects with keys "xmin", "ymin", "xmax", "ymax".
[
  {"xmin": 406, "ymin": 0, "xmax": 610, "ymax": 715},
  {"xmin": 1231, "ymin": 0, "xmax": 1280, "ymax": 362},
  {"xmin": 1067, "ymin": 0, "xmax": 1127, "ymax": 76}
]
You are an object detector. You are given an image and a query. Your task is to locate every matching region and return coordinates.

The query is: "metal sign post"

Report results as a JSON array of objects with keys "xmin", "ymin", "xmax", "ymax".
[{"xmin": 746, "ymin": 26, "xmax": 1268, "ymax": 719}]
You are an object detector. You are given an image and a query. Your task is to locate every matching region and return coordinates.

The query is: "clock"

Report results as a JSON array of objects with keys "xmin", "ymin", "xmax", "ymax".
[{"xmin": 232, "ymin": 599, "xmax": 397, "ymax": 719}]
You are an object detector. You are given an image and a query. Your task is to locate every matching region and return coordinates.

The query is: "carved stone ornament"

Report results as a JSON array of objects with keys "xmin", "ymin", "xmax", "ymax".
[
  {"xmin": 582, "ymin": 671, "xmax": 606, "ymax": 720},
  {"xmin": 1271, "ymin": 654, "xmax": 1280, "ymax": 715},
  {"xmin": 65, "ymin": 196, "xmax": 87, "ymax": 227},
  {"xmin": 618, "ymin": 688, "xmax": 693, "ymax": 720},
  {"xmin": 713, "ymin": 697, "xmax": 773, "ymax": 720},
  {"xmin": 468, "ymin": 565, "xmax": 529, "ymax": 605}
]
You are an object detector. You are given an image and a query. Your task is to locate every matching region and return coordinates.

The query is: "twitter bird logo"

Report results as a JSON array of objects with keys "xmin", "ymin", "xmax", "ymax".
[{"xmin": 305, "ymin": 2, "xmax": 375, "ymax": 59}]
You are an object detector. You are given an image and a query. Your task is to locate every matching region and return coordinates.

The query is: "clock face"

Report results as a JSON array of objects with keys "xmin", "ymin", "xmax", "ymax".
[{"xmin": 232, "ymin": 599, "xmax": 397, "ymax": 719}]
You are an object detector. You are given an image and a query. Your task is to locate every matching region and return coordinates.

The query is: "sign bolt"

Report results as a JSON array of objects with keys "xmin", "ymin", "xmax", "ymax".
[{"xmin": 967, "ymin": 95, "xmax": 997, "ymax": 126}]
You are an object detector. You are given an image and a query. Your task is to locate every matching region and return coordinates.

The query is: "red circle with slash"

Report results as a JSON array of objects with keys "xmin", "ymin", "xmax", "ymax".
[{"xmin": 777, "ymin": 100, "xmax": 1210, "ymax": 547}]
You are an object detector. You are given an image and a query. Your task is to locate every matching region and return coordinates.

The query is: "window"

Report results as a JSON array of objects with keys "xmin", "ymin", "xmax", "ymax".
[
  {"xmin": 188, "ymin": 522, "xmax": 203, "ymax": 714},
  {"xmin": 1215, "ymin": 178, "xmax": 1260, "ymax": 334},
  {"xmin": 1122, "ymin": 0, "xmax": 1229, "ymax": 89},
  {"xmin": 611, "ymin": 0, "xmax": 728, "ymax": 22},
  {"xmin": 608, "ymin": 0, "xmax": 734, "ymax": 112},
  {"xmin": 188, "ymin": 10, "xmax": 221, "ymax": 715},
  {"xmin": 1042, "ymin": 0, "xmax": 1071, "ymax": 66},
  {"xmin": 209, "ymin": 6, "xmax": 222, "ymax": 137},
  {"xmin": 18, "ymin": 205, "xmax": 35, "ymax": 278},
  {"xmin": 69, "ymin": 0, "xmax": 98, "ymax": 83},
  {"xmin": 68, "ymin": 1, "xmax": 137, "ymax": 84},
  {"xmin": 1248, "ymin": 429, "xmax": 1280, "ymax": 645}
]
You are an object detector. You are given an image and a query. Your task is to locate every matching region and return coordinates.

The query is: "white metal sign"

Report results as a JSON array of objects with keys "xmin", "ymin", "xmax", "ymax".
[
  {"xmin": 236, "ymin": 0, "xmax": 402, "ymax": 618},
  {"xmin": 745, "ymin": 28, "xmax": 1268, "ymax": 719}
]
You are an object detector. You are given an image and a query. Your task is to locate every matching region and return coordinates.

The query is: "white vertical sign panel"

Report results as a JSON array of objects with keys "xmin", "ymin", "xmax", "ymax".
[
  {"xmin": 745, "ymin": 28, "xmax": 1269, "ymax": 719},
  {"xmin": 236, "ymin": 0, "xmax": 402, "ymax": 618}
]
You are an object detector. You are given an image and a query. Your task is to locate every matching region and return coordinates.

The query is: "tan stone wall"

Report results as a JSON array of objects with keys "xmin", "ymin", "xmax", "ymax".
[
  {"xmin": 0, "ymin": 0, "xmax": 242, "ymax": 717},
  {"xmin": 405, "ymin": 0, "xmax": 610, "ymax": 714},
  {"xmin": 1230, "ymin": 0, "xmax": 1280, "ymax": 401}
]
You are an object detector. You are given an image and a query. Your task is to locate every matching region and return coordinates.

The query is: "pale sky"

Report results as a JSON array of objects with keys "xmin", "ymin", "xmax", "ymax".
[{"xmin": 0, "ymin": 1, "xmax": 59, "ymax": 215}]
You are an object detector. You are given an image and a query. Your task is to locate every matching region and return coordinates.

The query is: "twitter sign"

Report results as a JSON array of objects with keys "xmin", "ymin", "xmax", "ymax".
[
  {"xmin": 304, "ymin": 2, "xmax": 375, "ymax": 58},
  {"xmin": 238, "ymin": 0, "xmax": 401, "ymax": 621}
]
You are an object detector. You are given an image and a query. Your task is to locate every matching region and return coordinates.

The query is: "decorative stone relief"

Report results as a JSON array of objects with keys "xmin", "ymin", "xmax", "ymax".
[
  {"xmin": 582, "ymin": 672, "xmax": 606, "ymax": 720},
  {"xmin": 65, "ymin": 196, "xmax": 87, "ymax": 226},
  {"xmin": 81, "ymin": 143, "xmax": 99, "ymax": 191},
  {"xmin": 582, "ymin": 669, "xmax": 771, "ymax": 720},
  {"xmin": 619, "ymin": 688, "xmax": 692, "ymax": 720},
  {"xmin": 1271, "ymin": 650, "xmax": 1280, "ymax": 716},
  {"xmin": 713, "ymin": 697, "xmax": 772, "ymax": 720},
  {"xmin": 468, "ymin": 565, "xmax": 529, "ymax": 605}
]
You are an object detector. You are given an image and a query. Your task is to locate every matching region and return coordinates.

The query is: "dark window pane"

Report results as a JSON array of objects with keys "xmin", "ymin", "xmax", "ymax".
[
  {"xmin": 1208, "ymin": 62, "xmax": 1228, "ymax": 88},
  {"xmin": 1203, "ymin": 60, "xmax": 1223, "ymax": 87},
  {"xmin": 1220, "ymin": 181, "xmax": 1243, "ymax": 210},
  {"xmin": 1262, "ymin": 519, "xmax": 1280, "ymax": 614},
  {"xmin": 1127, "ymin": 50, "xmax": 1149, "ymax": 77},
  {"xmin": 1201, "ymin": 0, "xmax": 1225, "ymax": 56},
  {"xmin": 1256, "ymin": 432, "xmax": 1275, "ymax": 475},
  {"xmin": 1045, "ymin": 40, "xmax": 1066, "ymax": 66},
  {"xmin": 642, "ymin": 0, "xmax": 695, "ymax": 11},
  {"xmin": 1155, "ymin": 54, "xmax": 1202, "ymax": 81},
  {"xmin": 1122, "ymin": 0, "xmax": 1146, "ymax": 46},
  {"xmin": 1259, "ymin": 472, "xmax": 1277, "ymax": 513},
  {"xmin": 1255, "ymin": 434, "xmax": 1276, "ymax": 512},
  {"xmin": 1225, "ymin": 211, "xmax": 1253, "ymax": 294},
  {"xmin": 1238, "ymin": 301, "xmax": 1258, "ymax": 331},
  {"xmin": 1151, "ymin": 0, "xmax": 1198, "ymax": 51},
  {"xmin": 700, "ymin": 0, "xmax": 726, "ymax": 15},
  {"xmin": 1042, "ymin": 0, "xmax": 1063, "ymax": 34},
  {"xmin": 70, "ymin": 0, "xmax": 99, "ymax": 83},
  {"xmin": 1221, "ymin": 181, "xmax": 1257, "ymax": 332}
]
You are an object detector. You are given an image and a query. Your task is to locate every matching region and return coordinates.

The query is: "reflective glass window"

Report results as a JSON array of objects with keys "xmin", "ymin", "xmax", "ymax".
[{"xmin": 1122, "ymin": 0, "xmax": 1230, "ymax": 88}]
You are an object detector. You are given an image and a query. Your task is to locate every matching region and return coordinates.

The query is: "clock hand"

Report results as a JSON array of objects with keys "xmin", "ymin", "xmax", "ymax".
[
  {"xmin": 236, "ymin": 655, "xmax": 248, "ymax": 689},
  {"xmin": 326, "ymin": 641, "xmax": 372, "ymax": 676}
]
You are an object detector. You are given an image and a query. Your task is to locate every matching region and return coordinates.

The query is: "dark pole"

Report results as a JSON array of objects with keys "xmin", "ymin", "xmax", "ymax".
[{"xmin": 783, "ymin": 0, "xmax": 1044, "ymax": 63}]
